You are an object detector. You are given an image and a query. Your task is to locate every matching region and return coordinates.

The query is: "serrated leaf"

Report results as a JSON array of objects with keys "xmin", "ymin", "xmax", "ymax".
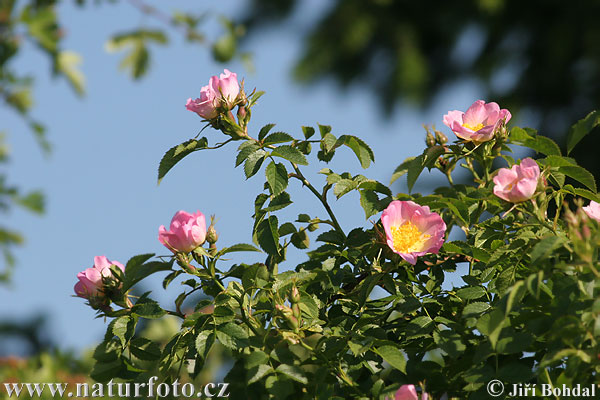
[
  {"xmin": 256, "ymin": 215, "xmax": 280, "ymax": 255},
  {"xmin": 457, "ymin": 286, "xmax": 487, "ymax": 300},
  {"xmin": 318, "ymin": 124, "xmax": 332, "ymax": 138},
  {"xmin": 567, "ymin": 110, "xmax": 600, "ymax": 155},
  {"xmin": 333, "ymin": 179, "xmax": 357, "ymax": 198},
  {"xmin": 263, "ymin": 132, "xmax": 294, "ymax": 145},
  {"xmin": 264, "ymin": 192, "xmax": 292, "ymax": 211},
  {"xmin": 248, "ymin": 364, "xmax": 274, "ymax": 384},
  {"xmin": 195, "ymin": 331, "xmax": 215, "ymax": 360},
  {"xmin": 510, "ymin": 127, "xmax": 561, "ymax": 156},
  {"xmin": 217, "ymin": 243, "xmax": 261, "ymax": 258},
  {"xmin": 132, "ymin": 298, "xmax": 165, "ymax": 319},
  {"xmin": 271, "ymin": 145, "xmax": 308, "ymax": 165},
  {"xmin": 391, "ymin": 157, "xmax": 416, "ymax": 184},
  {"xmin": 275, "ymin": 364, "xmax": 308, "ymax": 384},
  {"xmin": 360, "ymin": 190, "xmax": 380, "ymax": 218},
  {"xmin": 530, "ymin": 235, "xmax": 566, "ymax": 262},
  {"xmin": 112, "ymin": 316, "xmax": 136, "ymax": 347},
  {"xmin": 258, "ymin": 123, "xmax": 276, "ymax": 140},
  {"xmin": 302, "ymin": 126, "xmax": 315, "ymax": 139},
  {"xmin": 559, "ymin": 165, "xmax": 597, "ymax": 192},
  {"xmin": 375, "ymin": 345, "xmax": 406, "ymax": 373},
  {"xmin": 244, "ymin": 149, "xmax": 267, "ymax": 178},
  {"xmin": 265, "ymin": 162, "xmax": 289, "ymax": 195},
  {"xmin": 130, "ymin": 338, "xmax": 161, "ymax": 360},
  {"xmin": 291, "ymin": 230, "xmax": 309, "ymax": 249},
  {"xmin": 158, "ymin": 138, "xmax": 208, "ymax": 184},
  {"xmin": 462, "ymin": 302, "xmax": 490, "ymax": 317},
  {"xmin": 340, "ymin": 135, "xmax": 375, "ymax": 168},
  {"xmin": 236, "ymin": 142, "xmax": 260, "ymax": 167},
  {"xmin": 407, "ymin": 155, "xmax": 425, "ymax": 192}
]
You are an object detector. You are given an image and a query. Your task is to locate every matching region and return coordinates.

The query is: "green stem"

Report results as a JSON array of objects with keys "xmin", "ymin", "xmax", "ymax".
[{"xmin": 291, "ymin": 163, "xmax": 346, "ymax": 240}]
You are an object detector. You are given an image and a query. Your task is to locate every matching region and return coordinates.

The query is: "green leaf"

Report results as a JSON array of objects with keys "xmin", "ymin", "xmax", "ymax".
[
  {"xmin": 248, "ymin": 364, "xmax": 274, "ymax": 384},
  {"xmin": 567, "ymin": 110, "xmax": 600, "ymax": 155},
  {"xmin": 217, "ymin": 322, "xmax": 249, "ymax": 349},
  {"xmin": 244, "ymin": 149, "xmax": 267, "ymax": 178},
  {"xmin": 258, "ymin": 123, "xmax": 276, "ymax": 140},
  {"xmin": 256, "ymin": 215, "xmax": 280, "ymax": 255},
  {"xmin": 318, "ymin": 124, "xmax": 332, "ymax": 138},
  {"xmin": 360, "ymin": 190, "xmax": 381, "ymax": 218},
  {"xmin": 57, "ymin": 51, "xmax": 85, "ymax": 96},
  {"xmin": 558, "ymin": 165, "xmax": 597, "ymax": 192},
  {"xmin": 390, "ymin": 157, "xmax": 416, "ymax": 184},
  {"xmin": 476, "ymin": 309, "xmax": 506, "ymax": 349},
  {"xmin": 457, "ymin": 286, "xmax": 487, "ymax": 300},
  {"xmin": 302, "ymin": 126, "xmax": 315, "ymax": 139},
  {"xmin": 423, "ymin": 145, "xmax": 446, "ymax": 169},
  {"xmin": 375, "ymin": 345, "xmax": 407, "ymax": 373},
  {"xmin": 462, "ymin": 302, "xmax": 490, "ymax": 317},
  {"xmin": 195, "ymin": 331, "xmax": 215, "ymax": 360},
  {"xmin": 130, "ymin": 338, "xmax": 161, "ymax": 360},
  {"xmin": 275, "ymin": 364, "xmax": 308, "ymax": 384},
  {"xmin": 236, "ymin": 142, "xmax": 260, "ymax": 167},
  {"xmin": 509, "ymin": 127, "xmax": 561, "ymax": 156},
  {"xmin": 123, "ymin": 258, "xmax": 172, "ymax": 292},
  {"xmin": 264, "ymin": 192, "xmax": 293, "ymax": 212},
  {"xmin": 112, "ymin": 316, "xmax": 136, "ymax": 347},
  {"xmin": 14, "ymin": 190, "xmax": 44, "ymax": 214},
  {"xmin": 291, "ymin": 229, "xmax": 310, "ymax": 249},
  {"xmin": 407, "ymin": 155, "xmax": 425, "ymax": 192},
  {"xmin": 271, "ymin": 145, "xmax": 308, "ymax": 165},
  {"xmin": 339, "ymin": 135, "xmax": 375, "ymax": 168},
  {"xmin": 158, "ymin": 138, "xmax": 208, "ymax": 184},
  {"xmin": 265, "ymin": 162, "xmax": 289, "ymax": 195},
  {"xmin": 132, "ymin": 297, "xmax": 166, "ymax": 319},
  {"xmin": 216, "ymin": 243, "xmax": 261, "ymax": 258},
  {"xmin": 263, "ymin": 132, "xmax": 294, "ymax": 145},
  {"xmin": 530, "ymin": 235, "xmax": 566, "ymax": 263},
  {"xmin": 333, "ymin": 179, "xmax": 357, "ymax": 198}
]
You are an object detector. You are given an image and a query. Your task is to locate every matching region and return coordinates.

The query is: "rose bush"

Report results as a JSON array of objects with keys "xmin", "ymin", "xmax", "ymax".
[{"xmin": 76, "ymin": 70, "xmax": 600, "ymax": 399}]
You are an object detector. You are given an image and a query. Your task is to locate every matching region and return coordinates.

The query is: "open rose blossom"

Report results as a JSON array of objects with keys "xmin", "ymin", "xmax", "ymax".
[
  {"xmin": 381, "ymin": 201, "xmax": 446, "ymax": 265},
  {"xmin": 493, "ymin": 158, "xmax": 540, "ymax": 203},
  {"xmin": 74, "ymin": 256, "xmax": 125, "ymax": 299},
  {"xmin": 583, "ymin": 201, "xmax": 600, "ymax": 222},
  {"xmin": 393, "ymin": 384, "xmax": 429, "ymax": 400},
  {"xmin": 443, "ymin": 99, "xmax": 511, "ymax": 142},
  {"xmin": 159, "ymin": 210, "xmax": 207, "ymax": 253},
  {"xmin": 185, "ymin": 69, "xmax": 239, "ymax": 119}
]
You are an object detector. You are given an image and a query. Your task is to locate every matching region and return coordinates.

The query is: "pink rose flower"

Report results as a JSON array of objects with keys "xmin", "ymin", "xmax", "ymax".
[
  {"xmin": 381, "ymin": 201, "xmax": 446, "ymax": 265},
  {"xmin": 186, "ymin": 84, "xmax": 218, "ymax": 119},
  {"xmin": 185, "ymin": 69, "xmax": 240, "ymax": 119},
  {"xmin": 393, "ymin": 385, "xmax": 429, "ymax": 400},
  {"xmin": 443, "ymin": 99, "xmax": 511, "ymax": 142},
  {"xmin": 158, "ymin": 210, "xmax": 207, "ymax": 253},
  {"xmin": 210, "ymin": 69, "xmax": 239, "ymax": 106},
  {"xmin": 583, "ymin": 201, "xmax": 600, "ymax": 222},
  {"xmin": 74, "ymin": 256, "xmax": 125, "ymax": 299},
  {"xmin": 493, "ymin": 158, "xmax": 540, "ymax": 203}
]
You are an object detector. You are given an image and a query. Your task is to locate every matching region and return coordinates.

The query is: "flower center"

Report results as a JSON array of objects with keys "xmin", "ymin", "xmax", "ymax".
[
  {"xmin": 463, "ymin": 122, "xmax": 485, "ymax": 131},
  {"xmin": 391, "ymin": 222, "xmax": 431, "ymax": 253}
]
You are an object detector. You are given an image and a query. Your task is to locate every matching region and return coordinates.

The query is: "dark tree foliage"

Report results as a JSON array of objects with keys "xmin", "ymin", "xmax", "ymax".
[{"xmin": 240, "ymin": 0, "xmax": 600, "ymax": 176}]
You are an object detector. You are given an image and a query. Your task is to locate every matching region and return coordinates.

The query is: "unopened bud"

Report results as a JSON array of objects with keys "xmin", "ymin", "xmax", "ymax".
[
  {"xmin": 434, "ymin": 130, "xmax": 448, "ymax": 144},
  {"xmin": 206, "ymin": 215, "xmax": 219, "ymax": 245},
  {"xmin": 290, "ymin": 286, "xmax": 301, "ymax": 303},
  {"xmin": 425, "ymin": 132, "xmax": 436, "ymax": 147}
]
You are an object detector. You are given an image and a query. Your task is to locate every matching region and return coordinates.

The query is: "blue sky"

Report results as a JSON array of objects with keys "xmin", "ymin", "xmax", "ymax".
[{"xmin": 0, "ymin": 0, "xmax": 493, "ymax": 354}]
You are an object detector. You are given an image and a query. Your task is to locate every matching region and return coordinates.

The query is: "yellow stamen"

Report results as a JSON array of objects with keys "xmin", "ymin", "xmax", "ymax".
[
  {"xmin": 391, "ymin": 221, "xmax": 431, "ymax": 253},
  {"xmin": 463, "ymin": 122, "xmax": 485, "ymax": 131}
]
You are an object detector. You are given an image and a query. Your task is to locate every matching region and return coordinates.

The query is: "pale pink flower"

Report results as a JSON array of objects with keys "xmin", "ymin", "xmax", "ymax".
[
  {"xmin": 74, "ymin": 256, "xmax": 125, "ymax": 299},
  {"xmin": 583, "ymin": 201, "xmax": 600, "ymax": 222},
  {"xmin": 210, "ymin": 69, "xmax": 239, "ymax": 106},
  {"xmin": 186, "ymin": 84, "xmax": 218, "ymax": 119},
  {"xmin": 381, "ymin": 201, "xmax": 446, "ymax": 265},
  {"xmin": 159, "ymin": 210, "xmax": 207, "ymax": 253},
  {"xmin": 443, "ymin": 100, "xmax": 511, "ymax": 142},
  {"xmin": 493, "ymin": 158, "xmax": 540, "ymax": 203},
  {"xmin": 186, "ymin": 69, "xmax": 240, "ymax": 119},
  {"xmin": 393, "ymin": 384, "xmax": 429, "ymax": 400}
]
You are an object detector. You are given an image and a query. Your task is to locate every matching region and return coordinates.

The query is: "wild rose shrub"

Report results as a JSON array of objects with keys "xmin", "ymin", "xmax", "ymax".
[{"xmin": 77, "ymin": 70, "xmax": 600, "ymax": 399}]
